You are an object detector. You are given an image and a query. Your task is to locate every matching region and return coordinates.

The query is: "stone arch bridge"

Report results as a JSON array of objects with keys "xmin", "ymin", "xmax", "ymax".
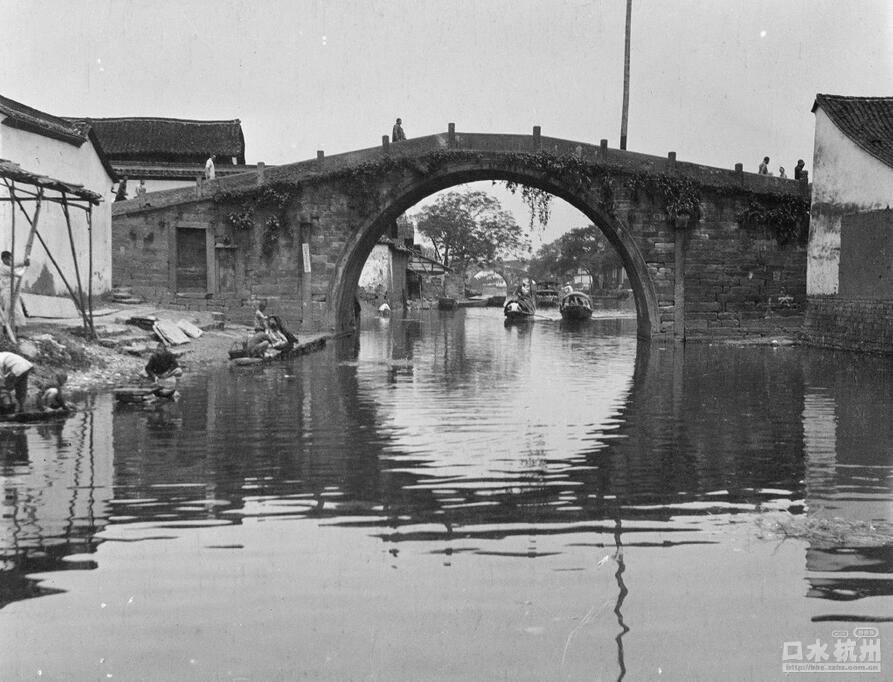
[{"xmin": 113, "ymin": 127, "xmax": 809, "ymax": 340}]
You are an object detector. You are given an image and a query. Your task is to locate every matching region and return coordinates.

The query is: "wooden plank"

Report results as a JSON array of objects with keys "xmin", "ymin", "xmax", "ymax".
[
  {"xmin": 176, "ymin": 319, "xmax": 203, "ymax": 338},
  {"xmin": 20, "ymin": 293, "xmax": 80, "ymax": 318},
  {"xmin": 153, "ymin": 319, "xmax": 191, "ymax": 345}
]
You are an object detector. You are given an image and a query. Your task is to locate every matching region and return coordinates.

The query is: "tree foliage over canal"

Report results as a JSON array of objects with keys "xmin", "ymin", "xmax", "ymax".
[{"xmin": 411, "ymin": 190, "xmax": 529, "ymax": 276}]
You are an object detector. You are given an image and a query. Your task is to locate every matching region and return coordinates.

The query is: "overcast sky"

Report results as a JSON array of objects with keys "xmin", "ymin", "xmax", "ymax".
[{"xmin": 2, "ymin": 0, "xmax": 891, "ymax": 243}]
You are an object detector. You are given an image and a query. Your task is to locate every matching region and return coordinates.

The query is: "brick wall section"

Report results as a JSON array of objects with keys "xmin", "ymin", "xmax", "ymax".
[
  {"xmin": 802, "ymin": 297, "xmax": 893, "ymax": 354},
  {"xmin": 682, "ymin": 191, "xmax": 806, "ymax": 338},
  {"xmin": 618, "ymin": 187, "xmax": 806, "ymax": 338}
]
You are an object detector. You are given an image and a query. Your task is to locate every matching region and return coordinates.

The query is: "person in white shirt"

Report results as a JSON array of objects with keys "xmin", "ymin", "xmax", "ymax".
[
  {"xmin": 0, "ymin": 251, "xmax": 28, "ymax": 327},
  {"xmin": 0, "ymin": 351, "xmax": 33, "ymax": 413},
  {"xmin": 204, "ymin": 155, "xmax": 216, "ymax": 180}
]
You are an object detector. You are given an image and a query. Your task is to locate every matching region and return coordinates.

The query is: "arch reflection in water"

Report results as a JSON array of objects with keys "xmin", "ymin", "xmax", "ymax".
[{"xmin": 1, "ymin": 309, "xmax": 890, "ymax": 679}]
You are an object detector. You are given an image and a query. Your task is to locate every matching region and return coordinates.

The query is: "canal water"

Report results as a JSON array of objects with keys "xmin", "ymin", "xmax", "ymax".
[{"xmin": 1, "ymin": 307, "xmax": 890, "ymax": 680}]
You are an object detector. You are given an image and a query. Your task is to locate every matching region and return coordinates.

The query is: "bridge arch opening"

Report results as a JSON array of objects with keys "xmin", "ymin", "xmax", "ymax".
[
  {"xmin": 468, "ymin": 268, "xmax": 508, "ymax": 301},
  {"xmin": 332, "ymin": 166, "xmax": 660, "ymax": 339}
]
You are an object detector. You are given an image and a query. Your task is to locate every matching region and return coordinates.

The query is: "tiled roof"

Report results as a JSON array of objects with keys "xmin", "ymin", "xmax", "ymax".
[
  {"xmin": 78, "ymin": 117, "xmax": 245, "ymax": 162},
  {"xmin": 0, "ymin": 94, "xmax": 88, "ymax": 145},
  {"xmin": 813, "ymin": 94, "xmax": 893, "ymax": 169},
  {"xmin": 0, "ymin": 94, "xmax": 117, "ymax": 181}
]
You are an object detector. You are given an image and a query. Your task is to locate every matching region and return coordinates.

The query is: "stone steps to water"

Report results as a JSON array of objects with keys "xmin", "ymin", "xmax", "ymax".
[{"xmin": 110, "ymin": 286, "xmax": 145, "ymax": 305}]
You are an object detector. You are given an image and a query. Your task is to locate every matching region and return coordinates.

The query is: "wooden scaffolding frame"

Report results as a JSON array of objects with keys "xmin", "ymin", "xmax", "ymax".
[{"xmin": 0, "ymin": 159, "xmax": 102, "ymax": 343}]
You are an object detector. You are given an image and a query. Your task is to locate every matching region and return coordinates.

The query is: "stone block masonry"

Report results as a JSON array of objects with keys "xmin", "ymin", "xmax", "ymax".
[
  {"xmin": 802, "ymin": 298, "xmax": 893, "ymax": 354},
  {"xmin": 681, "ymin": 193, "xmax": 807, "ymax": 339}
]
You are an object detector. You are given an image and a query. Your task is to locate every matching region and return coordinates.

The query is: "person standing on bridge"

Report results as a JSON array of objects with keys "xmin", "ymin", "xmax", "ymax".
[
  {"xmin": 794, "ymin": 159, "xmax": 806, "ymax": 180},
  {"xmin": 114, "ymin": 177, "xmax": 129, "ymax": 202},
  {"xmin": 758, "ymin": 157, "xmax": 770, "ymax": 175},
  {"xmin": 205, "ymin": 155, "xmax": 216, "ymax": 181},
  {"xmin": 392, "ymin": 118, "xmax": 406, "ymax": 142}
]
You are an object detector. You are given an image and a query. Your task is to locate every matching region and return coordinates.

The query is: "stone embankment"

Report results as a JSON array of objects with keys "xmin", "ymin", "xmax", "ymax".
[{"xmin": 5, "ymin": 304, "xmax": 331, "ymax": 396}]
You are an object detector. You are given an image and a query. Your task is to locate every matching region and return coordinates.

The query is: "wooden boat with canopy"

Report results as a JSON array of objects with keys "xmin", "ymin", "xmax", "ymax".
[
  {"xmin": 559, "ymin": 290, "xmax": 593, "ymax": 321},
  {"xmin": 504, "ymin": 279, "xmax": 537, "ymax": 322}
]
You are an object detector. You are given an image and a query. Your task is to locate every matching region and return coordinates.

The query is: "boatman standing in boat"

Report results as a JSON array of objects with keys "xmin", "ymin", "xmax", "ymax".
[{"xmin": 0, "ymin": 351, "xmax": 33, "ymax": 413}]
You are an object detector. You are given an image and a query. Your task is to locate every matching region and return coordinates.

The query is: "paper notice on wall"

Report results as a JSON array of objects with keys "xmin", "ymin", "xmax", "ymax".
[{"xmin": 302, "ymin": 243, "xmax": 311, "ymax": 273}]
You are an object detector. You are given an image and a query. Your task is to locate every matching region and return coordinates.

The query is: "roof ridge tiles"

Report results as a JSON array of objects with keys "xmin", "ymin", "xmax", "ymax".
[{"xmin": 813, "ymin": 93, "xmax": 893, "ymax": 169}]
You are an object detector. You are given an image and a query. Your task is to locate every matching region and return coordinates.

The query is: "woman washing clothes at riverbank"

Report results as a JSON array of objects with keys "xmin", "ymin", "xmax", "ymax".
[
  {"xmin": 243, "ymin": 315, "xmax": 298, "ymax": 359},
  {"xmin": 114, "ymin": 345, "xmax": 183, "ymax": 404}
]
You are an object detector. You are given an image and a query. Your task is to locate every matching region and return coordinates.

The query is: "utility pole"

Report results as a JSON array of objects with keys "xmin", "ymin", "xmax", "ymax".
[{"xmin": 620, "ymin": 0, "xmax": 632, "ymax": 150}]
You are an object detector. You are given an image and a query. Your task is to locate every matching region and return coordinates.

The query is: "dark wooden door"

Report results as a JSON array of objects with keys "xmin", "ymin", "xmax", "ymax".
[
  {"xmin": 216, "ymin": 248, "xmax": 236, "ymax": 293},
  {"xmin": 176, "ymin": 228, "xmax": 207, "ymax": 292}
]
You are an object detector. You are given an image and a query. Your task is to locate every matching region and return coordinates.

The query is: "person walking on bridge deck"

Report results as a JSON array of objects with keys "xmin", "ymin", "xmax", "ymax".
[
  {"xmin": 758, "ymin": 157, "xmax": 770, "ymax": 175},
  {"xmin": 392, "ymin": 118, "xmax": 406, "ymax": 142}
]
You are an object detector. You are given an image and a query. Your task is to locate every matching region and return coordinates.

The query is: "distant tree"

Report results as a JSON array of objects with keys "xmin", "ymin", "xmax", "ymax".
[
  {"xmin": 413, "ymin": 191, "xmax": 529, "ymax": 279},
  {"xmin": 527, "ymin": 241, "xmax": 563, "ymax": 282},
  {"xmin": 531, "ymin": 224, "xmax": 625, "ymax": 287}
]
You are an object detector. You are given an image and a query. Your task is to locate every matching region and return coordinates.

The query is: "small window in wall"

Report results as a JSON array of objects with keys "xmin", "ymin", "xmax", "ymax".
[{"xmin": 176, "ymin": 228, "xmax": 208, "ymax": 292}]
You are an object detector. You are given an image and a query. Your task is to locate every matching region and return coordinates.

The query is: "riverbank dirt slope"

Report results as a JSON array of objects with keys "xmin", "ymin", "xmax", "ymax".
[{"xmin": 2, "ymin": 304, "xmax": 329, "ymax": 398}]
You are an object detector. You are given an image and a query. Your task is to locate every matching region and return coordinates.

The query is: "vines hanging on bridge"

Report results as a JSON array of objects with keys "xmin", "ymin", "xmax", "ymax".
[
  {"xmin": 214, "ymin": 149, "xmax": 807, "ymax": 248},
  {"xmin": 736, "ymin": 196, "xmax": 810, "ymax": 246},
  {"xmin": 499, "ymin": 151, "xmax": 605, "ymax": 229},
  {"xmin": 627, "ymin": 171, "xmax": 702, "ymax": 224},
  {"xmin": 216, "ymin": 182, "xmax": 302, "ymax": 259}
]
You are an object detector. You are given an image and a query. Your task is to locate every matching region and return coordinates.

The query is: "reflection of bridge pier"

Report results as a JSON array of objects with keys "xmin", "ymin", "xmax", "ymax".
[
  {"xmin": 800, "ymin": 353, "xmax": 893, "ymax": 608},
  {"xmin": 603, "ymin": 339, "xmax": 807, "ymax": 502}
]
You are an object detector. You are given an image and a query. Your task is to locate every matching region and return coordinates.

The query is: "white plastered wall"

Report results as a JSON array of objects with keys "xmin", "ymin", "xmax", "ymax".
[
  {"xmin": 358, "ymin": 243, "xmax": 392, "ymax": 292},
  {"xmin": 808, "ymin": 108, "xmax": 893, "ymax": 295}
]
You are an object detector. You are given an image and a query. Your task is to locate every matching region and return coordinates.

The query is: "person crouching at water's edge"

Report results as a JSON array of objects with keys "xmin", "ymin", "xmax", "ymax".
[{"xmin": 0, "ymin": 351, "xmax": 33, "ymax": 413}]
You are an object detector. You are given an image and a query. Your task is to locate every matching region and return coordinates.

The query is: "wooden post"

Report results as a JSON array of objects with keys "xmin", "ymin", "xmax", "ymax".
[
  {"xmin": 3, "ymin": 182, "xmax": 85, "ymax": 316},
  {"xmin": 10, "ymin": 187, "xmax": 43, "ymax": 335},
  {"xmin": 4, "ymin": 182, "xmax": 16, "ymax": 342},
  {"xmin": 382, "ymin": 135, "xmax": 390, "ymax": 153},
  {"xmin": 448, "ymin": 122, "xmax": 456, "ymax": 147},
  {"xmin": 300, "ymin": 220, "xmax": 313, "ymax": 331},
  {"xmin": 87, "ymin": 205, "xmax": 95, "ymax": 337},
  {"xmin": 9, "ymin": 181, "xmax": 15, "ymax": 334},
  {"xmin": 620, "ymin": 0, "xmax": 632, "ymax": 150},
  {"xmin": 533, "ymin": 126, "xmax": 541, "ymax": 150},
  {"xmin": 61, "ymin": 193, "xmax": 90, "ymax": 333}
]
